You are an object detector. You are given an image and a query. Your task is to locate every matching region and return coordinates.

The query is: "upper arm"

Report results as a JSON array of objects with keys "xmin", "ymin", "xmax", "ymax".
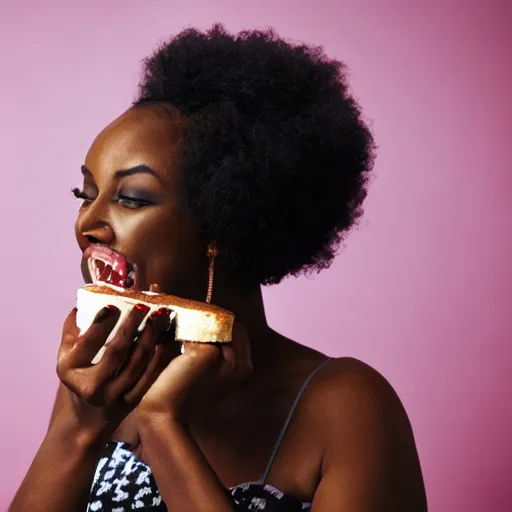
[{"xmin": 310, "ymin": 358, "xmax": 427, "ymax": 511}]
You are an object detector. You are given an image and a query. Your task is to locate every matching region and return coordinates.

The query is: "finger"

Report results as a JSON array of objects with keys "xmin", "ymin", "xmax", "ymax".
[
  {"xmin": 105, "ymin": 309, "xmax": 171, "ymax": 399},
  {"xmin": 64, "ymin": 306, "xmax": 121, "ymax": 368},
  {"xmin": 223, "ymin": 322, "xmax": 252, "ymax": 382},
  {"xmin": 232, "ymin": 322, "xmax": 251, "ymax": 363},
  {"xmin": 60, "ymin": 308, "xmax": 80, "ymax": 351},
  {"xmin": 159, "ymin": 321, "xmax": 183, "ymax": 364},
  {"xmin": 92, "ymin": 304, "xmax": 151, "ymax": 383},
  {"xmin": 153, "ymin": 308, "xmax": 176, "ymax": 345},
  {"xmin": 182, "ymin": 341, "xmax": 222, "ymax": 373},
  {"xmin": 124, "ymin": 344, "xmax": 170, "ymax": 406},
  {"xmin": 217, "ymin": 342, "xmax": 237, "ymax": 385}
]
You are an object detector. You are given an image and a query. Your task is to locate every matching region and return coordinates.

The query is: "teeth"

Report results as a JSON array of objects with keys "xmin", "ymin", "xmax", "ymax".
[
  {"xmin": 88, "ymin": 258, "xmax": 97, "ymax": 284},
  {"xmin": 86, "ymin": 255, "xmax": 136, "ymax": 289}
]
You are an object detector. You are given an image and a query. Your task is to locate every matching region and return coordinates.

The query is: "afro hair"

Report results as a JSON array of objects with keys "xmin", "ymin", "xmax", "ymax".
[{"xmin": 134, "ymin": 23, "xmax": 376, "ymax": 287}]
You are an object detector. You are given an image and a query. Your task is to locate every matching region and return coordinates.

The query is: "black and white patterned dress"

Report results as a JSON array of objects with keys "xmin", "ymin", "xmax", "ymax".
[
  {"xmin": 87, "ymin": 441, "xmax": 310, "ymax": 511},
  {"xmin": 86, "ymin": 359, "xmax": 332, "ymax": 511}
]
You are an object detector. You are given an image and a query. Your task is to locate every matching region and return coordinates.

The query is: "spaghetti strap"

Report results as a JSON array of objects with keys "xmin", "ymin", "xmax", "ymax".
[{"xmin": 260, "ymin": 357, "xmax": 333, "ymax": 484}]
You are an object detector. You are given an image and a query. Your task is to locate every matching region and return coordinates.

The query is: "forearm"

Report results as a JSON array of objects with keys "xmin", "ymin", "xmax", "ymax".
[
  {"xmin": 9, "ymin": 416, "xmax": 103, "ymax": 512},
  {"xmin": 138, "ymin": 415, "xmax": 235, "ymax": 512}
]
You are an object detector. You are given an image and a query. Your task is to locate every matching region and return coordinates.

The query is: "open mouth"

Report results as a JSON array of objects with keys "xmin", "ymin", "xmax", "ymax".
[{"xmin": 84, "ymin": 245, "xmax": 138, "ymax": 290}]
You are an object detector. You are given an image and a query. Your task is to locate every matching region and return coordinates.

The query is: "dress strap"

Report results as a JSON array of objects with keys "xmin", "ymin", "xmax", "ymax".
[{"xmin": 260, "ymin": 357, "xmax": 333, "ymax": 484}]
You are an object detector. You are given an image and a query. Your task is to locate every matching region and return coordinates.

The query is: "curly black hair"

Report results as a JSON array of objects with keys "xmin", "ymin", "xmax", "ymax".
[{"xmin": 133, "ymin": 23, "xmax": 376, "ymax": 287}]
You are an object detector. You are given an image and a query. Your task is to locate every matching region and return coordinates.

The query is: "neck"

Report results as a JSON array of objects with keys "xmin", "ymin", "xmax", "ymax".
[
  {"xmin": 215, "ymin": 285, "xmax": 268, "ymax": 336},
  {"xmin": 210, "ymin": 278, "xmax": 287, "ymax": 372}
]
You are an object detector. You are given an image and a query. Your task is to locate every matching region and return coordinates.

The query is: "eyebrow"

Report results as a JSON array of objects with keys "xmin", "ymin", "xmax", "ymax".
[{"xmin": 81, "ymin": 164, "xmax": 161, "ymax": 181}]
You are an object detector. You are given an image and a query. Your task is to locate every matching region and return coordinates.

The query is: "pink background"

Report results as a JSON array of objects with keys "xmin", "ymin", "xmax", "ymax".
[{"xmin": 1, "ymin": 1, "xmax": 510, "ymax": 510}]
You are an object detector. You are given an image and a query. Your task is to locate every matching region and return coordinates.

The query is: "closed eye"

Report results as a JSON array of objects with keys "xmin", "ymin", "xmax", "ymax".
[
  {"xmin": 114, "ymin": 194, "xmax": 153, "ymax": 209},
  {"xmin": 71, "ymin": 188, "xmax": 152, "ymax": 209}
]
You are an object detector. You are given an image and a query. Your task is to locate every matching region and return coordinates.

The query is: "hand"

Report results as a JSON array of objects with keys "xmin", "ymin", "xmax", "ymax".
[
  {"xmin": 137, "ymin": 321, "xmax": 253, "ymax": 425},
  {"xmin": 55, "ymin": 304, "xmax": 173, "ymax": 443}
]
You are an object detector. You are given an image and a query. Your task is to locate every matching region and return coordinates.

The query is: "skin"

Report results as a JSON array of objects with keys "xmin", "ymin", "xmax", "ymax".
[{"xmin": 10, "ymin": 105, "xmax": 428, "ymax": 511}]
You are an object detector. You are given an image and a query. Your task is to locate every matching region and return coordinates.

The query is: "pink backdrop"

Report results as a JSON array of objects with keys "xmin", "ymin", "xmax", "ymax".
[{"xmin": 1, "ymin": 1, "xmax": 510, "ymax": 510}]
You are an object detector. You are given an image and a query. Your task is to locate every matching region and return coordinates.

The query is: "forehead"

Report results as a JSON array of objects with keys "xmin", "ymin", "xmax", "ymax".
[{"xmin": 85, "ymin": 105, "xmax": 185, "ymax": 178}]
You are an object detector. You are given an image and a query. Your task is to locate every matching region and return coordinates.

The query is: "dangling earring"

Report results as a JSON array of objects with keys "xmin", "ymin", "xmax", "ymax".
[{"xmin": 205, "ymin": 240, "xmax": 218, "ymax": 304}]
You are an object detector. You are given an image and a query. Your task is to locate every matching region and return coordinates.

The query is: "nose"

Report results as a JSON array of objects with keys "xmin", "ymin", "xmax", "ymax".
[{"xmin": 75, "ymin": 200, "xmax": 115, "ymax": 249}]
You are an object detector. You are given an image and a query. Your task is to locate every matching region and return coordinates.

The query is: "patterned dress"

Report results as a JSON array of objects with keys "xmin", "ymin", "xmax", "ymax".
[{"xmin": 87, "ymin": 441, "xmax": 310, "ymax": 511}]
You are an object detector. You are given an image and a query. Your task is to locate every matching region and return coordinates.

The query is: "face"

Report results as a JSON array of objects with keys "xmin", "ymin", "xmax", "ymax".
[{"xmin": 74, "ymin": 105, "xmax": 208, "ymax": 299}]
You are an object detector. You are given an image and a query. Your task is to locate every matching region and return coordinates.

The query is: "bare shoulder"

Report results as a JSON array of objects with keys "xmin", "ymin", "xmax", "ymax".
[
  {"xmin": 305, "ymin": 356, "xmax": 406, "ymax": 420},
  {"xmin": 300, "ymin": 357, "xmax": 428, "ymax": 510}
]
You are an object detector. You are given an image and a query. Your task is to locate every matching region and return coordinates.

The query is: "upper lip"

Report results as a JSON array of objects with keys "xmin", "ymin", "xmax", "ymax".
[{"xmin": 83, "ymin": 244, "xmax": 129, "ymax": 264}]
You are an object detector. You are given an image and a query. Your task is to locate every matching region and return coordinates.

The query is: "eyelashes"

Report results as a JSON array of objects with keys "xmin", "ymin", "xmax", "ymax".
[
  {"xmin": 72, "ymin": 187, "xmax": 89, "ymax": 200},
  {"xmin": 72, "ymin": 188, "xmax": 92, "ymax": 209}
]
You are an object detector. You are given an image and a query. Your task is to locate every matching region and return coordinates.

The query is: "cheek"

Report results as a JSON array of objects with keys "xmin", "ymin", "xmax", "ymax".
[
  {"xmin": 116, "ymin": 210, "xmax": 183, "ymax": 268},
  {"xmin": 112, "ymin": 207, "xmax": 205, "ymax": 292},
  {"xmin": 117, "ymin": 210, "xmax": 172, "ymax": 250},
  {"xmin": 143, "ymin": 215, "xmax": 204, "ymax": 284}
]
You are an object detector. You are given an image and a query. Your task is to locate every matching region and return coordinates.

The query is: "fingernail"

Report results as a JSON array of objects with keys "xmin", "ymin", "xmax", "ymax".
[
  {"xmin": 134, "ymin": 303, "xmax": 150, "ymax": 313},
  {"xmin": 94, "ymin": 305, "xmax": 119, "ymax": 323},
  {"xmin": 149, "ymin": 308, "xmax": 172, "ymax": 330}
]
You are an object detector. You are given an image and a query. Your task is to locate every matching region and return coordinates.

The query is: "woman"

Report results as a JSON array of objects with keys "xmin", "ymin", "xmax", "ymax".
[{"xmin": 10, "ymin": 24, "xmax": 427, "ymax": 511}]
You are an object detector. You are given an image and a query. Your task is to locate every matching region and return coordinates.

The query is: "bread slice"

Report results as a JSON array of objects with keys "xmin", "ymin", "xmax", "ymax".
[{"xmin": 76, "ymin": 284, "xmax": 234, "ymax": 364}]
